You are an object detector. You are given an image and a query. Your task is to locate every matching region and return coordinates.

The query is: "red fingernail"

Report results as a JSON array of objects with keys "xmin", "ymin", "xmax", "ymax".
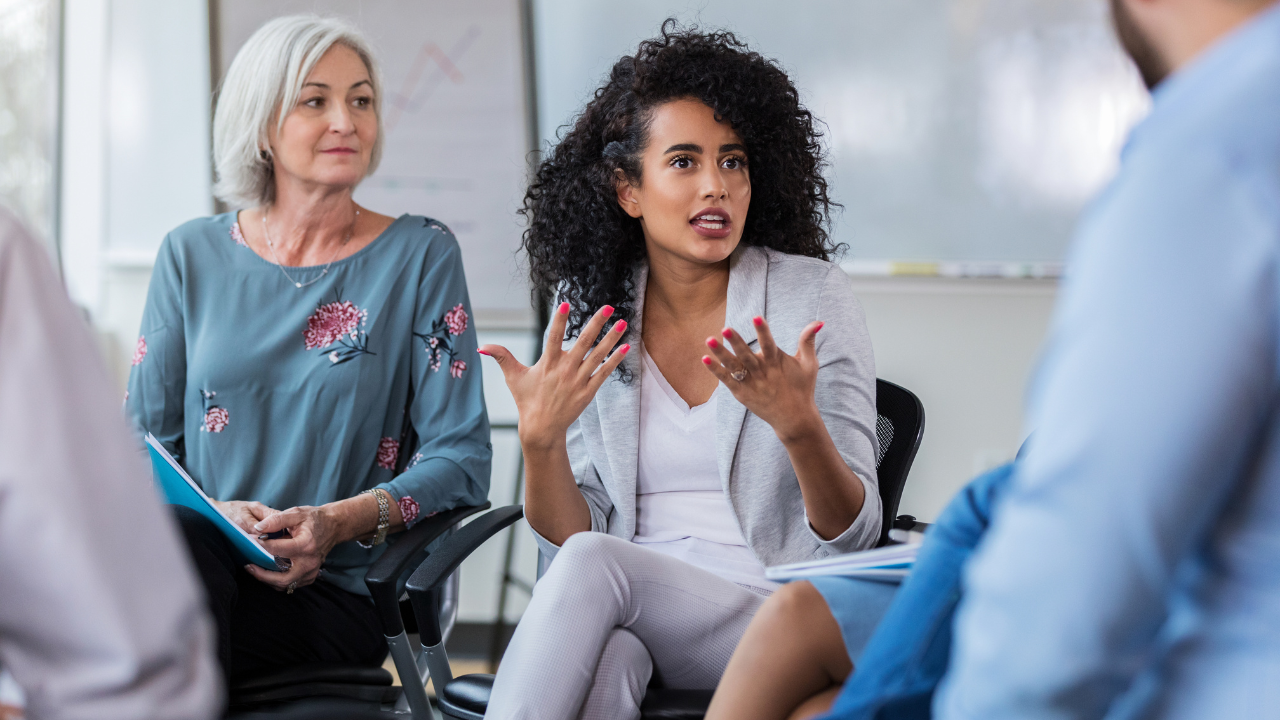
[
  {"xmin": 602, "ymin": 305, "xmax": 615, "ymax": 318},
  {"xmin": 753, "ymin": 316, "xmax": 764, "ymax": 326},
  {"xmin": 477, "ymin": 349, "xmax": 491, "ymax": 357},
  {"xmin": 721, "ymin": 329, "xmax": 733, "ymax": 338},
  {"xmin": 619, "ymin": 344, "xmax": 631, "ymax": 355},
  {"xmin": 614, "ymin": 320, "xmax": 627, "ymax": 333},
  {"xmin": 702, "ymin": 356, "xmax": 714, "ymax": 365},
  {"xmin": 815, "ymin": 322, "xmax": 825, "ymax": 332},
  {"xmin": 706, "ymin": 338, "xmax": 718, "ymax": 348},
  {"xmin": 558, "ymin": 302, "xmax": 569, "ymax": 314}
]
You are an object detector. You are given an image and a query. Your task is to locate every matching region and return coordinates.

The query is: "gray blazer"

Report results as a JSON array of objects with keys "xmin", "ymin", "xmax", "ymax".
[{"xmin": 535, "ymin": 245, "xmax": 882, "ymax": 566}]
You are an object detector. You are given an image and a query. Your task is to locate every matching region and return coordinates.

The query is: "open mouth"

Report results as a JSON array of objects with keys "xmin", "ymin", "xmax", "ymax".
[
  {"xmin": 690, "ymin": 209, "xmax": 732, "ymax": 238},
  {"xmin": 692, "ymin": 213, "xmax": 727, "ymax": 230}
]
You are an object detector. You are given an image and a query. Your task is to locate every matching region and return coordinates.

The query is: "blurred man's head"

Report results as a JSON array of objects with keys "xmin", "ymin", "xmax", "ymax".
[{"xmin": 1111, "ymin": 0, "xmax": 1277, "ymax": 89}]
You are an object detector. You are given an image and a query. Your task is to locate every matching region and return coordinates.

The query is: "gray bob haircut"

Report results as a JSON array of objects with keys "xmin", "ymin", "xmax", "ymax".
[{"xmin": 212, "ymin": 15, "xmax": 383, "ymax": 208}]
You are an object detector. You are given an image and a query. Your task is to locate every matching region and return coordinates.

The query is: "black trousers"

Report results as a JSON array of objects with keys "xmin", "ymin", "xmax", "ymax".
[{"xmin": 173, "ymin": 505, "xmax": 388, "ymax": 683}]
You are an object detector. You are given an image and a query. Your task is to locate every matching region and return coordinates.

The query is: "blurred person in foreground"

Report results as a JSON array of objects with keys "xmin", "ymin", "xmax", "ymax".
[
  {"xmin": 709, "ymin": 0, "xmax": 1280, "ymax": 718},
  {"xmin": 126, "ymin": 14, "xmax": 490, "ymax": 685},
  {"xmin": 939, "ymin": 0, "xmax": 1280, "ymax": 715},
  {"xmin": 0, "ymin": 207, "xmax": 220, "ymax": 719}
]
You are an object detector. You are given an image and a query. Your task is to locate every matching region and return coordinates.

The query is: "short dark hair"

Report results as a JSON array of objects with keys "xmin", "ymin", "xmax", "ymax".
[{"xmin": 520, "ymin": 20, "xmax": 842, "ymax": 345}]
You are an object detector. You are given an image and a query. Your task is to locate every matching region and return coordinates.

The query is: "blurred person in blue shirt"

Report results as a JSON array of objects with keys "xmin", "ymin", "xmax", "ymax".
[
  {"xmin": 708, "ymin": 1, "xmax": 1280, "ymax": 718},
  {"xmin": 939, "ymin": 0, "xmax": 1280, "ymax": 716}
]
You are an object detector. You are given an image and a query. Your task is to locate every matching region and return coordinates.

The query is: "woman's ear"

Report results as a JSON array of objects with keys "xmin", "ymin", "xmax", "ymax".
[{"xmin": 615, "ymin": 169, "xmax": 643, "ymax": 219}]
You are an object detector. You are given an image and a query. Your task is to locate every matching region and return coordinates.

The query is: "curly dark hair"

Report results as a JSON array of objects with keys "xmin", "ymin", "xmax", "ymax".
[{"xmin": 521, "ymin": 19, "xmax": 841, "ymax": 345}]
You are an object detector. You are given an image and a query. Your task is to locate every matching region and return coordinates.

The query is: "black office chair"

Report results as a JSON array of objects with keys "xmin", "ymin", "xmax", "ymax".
[
  {"xmin": 413, "ymin": 378, "xmax": 927, "ymax": 720},
  {"xmin": 870, "ymin": 379, "xmax": 926, "ymax": 546},
  {"xmin": 225, "ymin": 387, "xmax": 489, "ymax": 720},
  {"xmin": 223, "ymin": 501, "xmax": 489, "ymax": 718}
]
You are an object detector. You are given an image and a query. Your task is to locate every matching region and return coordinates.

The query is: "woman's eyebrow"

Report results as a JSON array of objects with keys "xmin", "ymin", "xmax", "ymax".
[
  {"xmin": 664, "ymin": 143, "xmax": 702, "ymax": 154},
  {"xmin": 720, "ymin": 143, "xmax": 747, "ymax": 154},
  {"xmin": 301, "ymin": 80, "xmax": 372, "ymax": 90}
]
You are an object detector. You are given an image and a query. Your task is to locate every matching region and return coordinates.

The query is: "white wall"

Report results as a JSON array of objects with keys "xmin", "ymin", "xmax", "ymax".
[{"xmin": 851, "ymin": 276, "xmax": 1057, "ymax": 521}]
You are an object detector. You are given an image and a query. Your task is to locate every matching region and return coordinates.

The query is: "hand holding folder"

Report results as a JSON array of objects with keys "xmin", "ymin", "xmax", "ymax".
[{"xmin": 143, "ymin": 434, "xmax": 287, "ymax": 571}]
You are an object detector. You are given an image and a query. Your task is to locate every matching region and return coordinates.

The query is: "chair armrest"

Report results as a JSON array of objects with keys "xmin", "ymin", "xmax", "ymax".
[
  {"xmin": 364, "ymin": 502, "xmax": 491, "ymax": 637},
  {"xmin": 892, "ymin": 514, "xmax": 932, "ymax": 533},
  {"xmin": 406, "ymin": 505, "xmax": 525, "ymax": 646}
]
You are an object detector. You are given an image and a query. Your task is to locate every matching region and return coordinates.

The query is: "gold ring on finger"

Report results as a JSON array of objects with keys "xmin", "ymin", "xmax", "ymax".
[
  {"xmin": 287, "ymin": 582, "xmax": 297, "ymax": 595},
  {"xmin": 731, "ymin": 368, "xmax": 748, "ymax": 382}
]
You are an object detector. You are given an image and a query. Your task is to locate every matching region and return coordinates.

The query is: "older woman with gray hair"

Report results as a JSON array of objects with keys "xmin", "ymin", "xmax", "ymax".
[{"xmin": 126, "ymin": 15, "xmax": 490, "ymax": 682}]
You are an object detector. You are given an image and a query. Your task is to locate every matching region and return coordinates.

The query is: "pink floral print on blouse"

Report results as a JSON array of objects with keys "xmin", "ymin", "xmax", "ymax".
[
  {"xmin": 132, "ymin": 336, "xmax": 147, "ymax": 366},
  {"xmin": 414, "ymin": 303, "xmax": 469, "ymax": 378},
  {"xmin": 200, "ymin": 390, "xmax": 229, "ymax": 433},
  {"xmin": 229, "ymin": 222, "xmax": 248, "ymax": 247},
  {"xmin": 445, "ymin": 304, "xmax": 468, "ymax": 335},
  {"xmin": 304, "ymin": 290, "xmax": 374, "ymax": 366},
  {"xmin": 398, "ymin": 496, "xmax": 420, "ymax": 524},
  {"xmin": 376, "ymin": 437, "xmax": 399, "ymax": 470}
]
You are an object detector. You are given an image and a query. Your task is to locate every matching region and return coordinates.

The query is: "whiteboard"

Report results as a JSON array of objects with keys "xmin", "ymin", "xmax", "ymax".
[
  {"xmin": 217, "ymin": 0, "xmax": 533, "ymax": 320},
  {"xmin": 533, "ymin": 0, "xmax": 1150, "ymax": 267}
]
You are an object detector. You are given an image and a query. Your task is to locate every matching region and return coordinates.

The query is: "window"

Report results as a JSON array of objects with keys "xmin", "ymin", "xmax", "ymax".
[{"xmin": 0, "ymin": 0, "xmax": 59, "ymax": 251}]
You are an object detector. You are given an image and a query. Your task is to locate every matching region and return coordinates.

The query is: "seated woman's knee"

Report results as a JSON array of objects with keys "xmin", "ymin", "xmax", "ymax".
[
  {"xmin": 756, "ymin": 580, "xmax": 825, "ymax": 632},
  {"xmin": 558, "ymin": 530, "xmax": 622, "ymax": 558},
  {"xmin": 555, "ymin": 531, "xmax": 627, "ymax": 571},
  {"xmin": 546, "ymin": 532, "xmax": 649, "ymax": 592}
]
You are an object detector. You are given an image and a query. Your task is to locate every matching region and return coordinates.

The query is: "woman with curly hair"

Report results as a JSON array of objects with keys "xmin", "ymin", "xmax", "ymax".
[{"xmin": 479, "ymin": 23, "xmax": 881, "ymax": 719}]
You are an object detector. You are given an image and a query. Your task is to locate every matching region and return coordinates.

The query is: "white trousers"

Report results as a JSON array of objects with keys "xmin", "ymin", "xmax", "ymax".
[{"xmin": 485, "ymin": 532, "xmax": 768, "ymax": 720}]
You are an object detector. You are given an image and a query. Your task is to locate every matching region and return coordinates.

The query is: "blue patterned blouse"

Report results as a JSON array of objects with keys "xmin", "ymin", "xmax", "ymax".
[{"xmin": 126, "ymin": 212, "xmax": 492, "ymax": 596}]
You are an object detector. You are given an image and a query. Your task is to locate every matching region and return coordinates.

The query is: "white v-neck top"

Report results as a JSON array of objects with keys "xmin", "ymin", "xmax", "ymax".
[{"xmin": 633, "ymin": 351, "xmax": 777, "ymax": 592}]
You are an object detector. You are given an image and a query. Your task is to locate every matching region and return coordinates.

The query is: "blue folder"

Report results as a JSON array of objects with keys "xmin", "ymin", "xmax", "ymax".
[{"xmin": 144, "ymin": 433, "xmax": 283, "ymax": 571}]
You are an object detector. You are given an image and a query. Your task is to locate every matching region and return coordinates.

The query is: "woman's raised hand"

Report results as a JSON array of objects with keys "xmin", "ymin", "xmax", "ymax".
[
  {"xmin": 703, "ymin": 316, "xmax": 825, "ymax": 443},
  {"xmin": 480, "ymin": 302, "xmax": 631, "ymax": 450}
]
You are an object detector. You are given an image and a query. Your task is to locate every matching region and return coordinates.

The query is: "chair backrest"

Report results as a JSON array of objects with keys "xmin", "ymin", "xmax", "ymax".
[{"xmin": 872, "ymin": 378, "xmax": 925, "ymax": 546}]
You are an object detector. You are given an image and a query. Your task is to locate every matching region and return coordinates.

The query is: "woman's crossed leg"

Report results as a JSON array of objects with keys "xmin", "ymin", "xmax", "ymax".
[{"xmin": 486, "ymin": 532, "xmax": 767, "ymax": 720}]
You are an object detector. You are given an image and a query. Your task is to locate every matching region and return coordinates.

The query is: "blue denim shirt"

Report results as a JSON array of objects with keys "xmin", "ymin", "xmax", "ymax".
[
  {"xmin": 938, "ymin": 6, "xmax": 1280, "ymax": 718},
  {"xmin": 127, "ymin": 213, "xmax": 491, "ymax": 596}
]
